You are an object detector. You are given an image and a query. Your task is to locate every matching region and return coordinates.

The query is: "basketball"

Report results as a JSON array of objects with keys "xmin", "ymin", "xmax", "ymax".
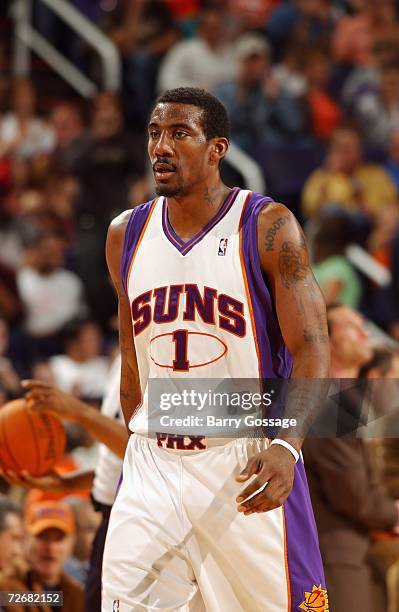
[{"xmin": 0, "ymin": 399, "xmax": 66, "ymax": 476}]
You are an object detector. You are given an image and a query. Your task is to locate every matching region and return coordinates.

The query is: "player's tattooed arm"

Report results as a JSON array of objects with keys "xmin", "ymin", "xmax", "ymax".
[
  {"xmin": 235, "ymin": 204, "xmax": 330, "ymax": 516},
  {"xmin": 106, "ymin": 211, "xmax": 142, "ymax": 430},
  {"xmin": 259, "ymin": 203, "xmax": 330, "ymax": 437}
]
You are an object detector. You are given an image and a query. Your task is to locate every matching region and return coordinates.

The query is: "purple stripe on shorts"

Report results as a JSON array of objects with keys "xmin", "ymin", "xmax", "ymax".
[
  {"xmin": 120, "ymin": 200, "xmax": 156, "ymax": 294},
  {"xmin": 240, "ymin": 192, "xmax": 293, "ymax": 379},
  {"xmin": 114, "ymin": 470, "xmax": 123, "ymax": 500},
  {"xmin": 284, "ymin": 460, "xmax": 327, "ymax": 611}
]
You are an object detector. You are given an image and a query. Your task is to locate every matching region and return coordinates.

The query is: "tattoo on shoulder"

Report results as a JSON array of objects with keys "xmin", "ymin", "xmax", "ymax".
[
  {"xmin": 278, "ymin": 240, "xmax": 307, "ymax": 288},
  {"xmin": 265, "ymin": 214, "xmax": 291, "ymax": 252}
]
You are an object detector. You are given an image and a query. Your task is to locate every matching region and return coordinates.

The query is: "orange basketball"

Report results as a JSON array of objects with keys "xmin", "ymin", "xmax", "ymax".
[{"xmin": 0, "ymin": 399, "xmax": 66, "ymax": 476}]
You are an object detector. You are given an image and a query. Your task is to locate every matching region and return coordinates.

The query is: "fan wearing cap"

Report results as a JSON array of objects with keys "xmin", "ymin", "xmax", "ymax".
[
  {"xmin": 215, "ymin": 32, "xmax": 305, "ymax": 150},
  {"xmin": 0, "ymin": 501, "xmax": 83, "ymax": 612}
]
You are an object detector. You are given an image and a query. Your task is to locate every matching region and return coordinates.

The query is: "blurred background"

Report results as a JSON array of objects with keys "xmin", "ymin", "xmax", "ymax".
[{"xmin": 1, "ymin": 0, "xmax": 399, "ymax": 610}]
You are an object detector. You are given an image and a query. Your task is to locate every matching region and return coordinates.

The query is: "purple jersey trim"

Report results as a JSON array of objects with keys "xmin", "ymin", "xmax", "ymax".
[
  {"xmin": 239, "ymin": 192, "xmax": 293, "ymax": 379},
  {"xmin": 120, "ymin": 200, "xmax": 156, "ymax": 295},
  {"xmin": 162, "ymin": 187, "xmax": 240, "ymax": 255},
  {"xmin": 284, "ymin": 460, "xmax": 327, "ymax": 611}
]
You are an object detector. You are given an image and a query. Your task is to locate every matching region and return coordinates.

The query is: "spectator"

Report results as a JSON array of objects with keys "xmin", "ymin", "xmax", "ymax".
[
  {"xmin": 49, "ymin": 318, "xmax": 109, "ymax": 401},
  {"xmin": 265, "ymin": 0, "xmax": 337, "ymax": 60},
  {"xmin": 310, "ymin": 207, "xmax": 362, "ymax": 307},
  {"xmin": 0, "ymin": 79, "xmax": 54, "ymax": 160},
  {"xmin": 352, "ymin": 63, "xmax": 399, "ymax": 151},
  {"xmin": 0, "ymin": 498, "xmax": 24, "ymax": 579},
  {"xmin": 359, "ymin": 347, "xmax": 399, "ymax": 612},
  {"xmin": 49, "ymin": 103, "xmax": 87, "ymax": 174},
  {"xmin": 229, "ymin": 0, "xmax": 281, "ymax": 31},
  {"xmin": 215, "ymin": 33, "xmax": 305, "ymax": 150},
  {"xmin": 64, "ymin": 500, "xmax": 100, "ymax": 585},
  {"xmin": 0, "ymin": 500, "xmax": 84, "ymax": 612},
  {"xmin": 302, "ymin": 126, "xmax": 397, "ymax": 217},
  {"xmin": 271, "ymin": 42, "xmax": 307, "ymax": 98},
  {"xmin": 16, "ymin": 231, "xmax": 87, "ymax": 341},
  {"xmin": 157, "ymin": 5, "xmax": 237, "ymax": 93},
  {"xmin": 303, "ymin": 47, "xmax": 342, "ymax": 141},
  {"xmin": 304, "ymin": 305, "xmax": 399, "ymax": 612},
  {"xmin": 341, "ymin": 38, "xmax": 399, "ymax": 115},
  {"xmin": 72, "ymin": 92, "xmax": 146, "ymax": 330},
  {"xmin": 332, "ymin": 0, "xmax": 399, "ymax": 67}
]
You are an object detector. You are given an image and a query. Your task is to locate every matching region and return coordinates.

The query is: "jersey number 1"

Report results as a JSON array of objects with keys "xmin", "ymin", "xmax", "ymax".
[{"xmin": 172, "ymin": 330, "xmax": 189, "ymax": 371}]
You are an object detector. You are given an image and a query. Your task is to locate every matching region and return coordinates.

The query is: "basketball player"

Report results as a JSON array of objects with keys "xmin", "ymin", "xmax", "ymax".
[{"xmin": 102, "ymin": 88, "xmax": 330, "ymax": 611}]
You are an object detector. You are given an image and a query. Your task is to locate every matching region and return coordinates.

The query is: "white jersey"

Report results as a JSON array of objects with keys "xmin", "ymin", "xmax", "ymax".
[{"xmin": 120, "ymin": 188, "xmax": 292, "ymax": 437}]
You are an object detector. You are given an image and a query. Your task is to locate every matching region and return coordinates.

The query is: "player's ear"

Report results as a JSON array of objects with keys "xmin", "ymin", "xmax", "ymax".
[{"xmin": 209, "ymin": 138, "xmax": 229, "ymax": 165}]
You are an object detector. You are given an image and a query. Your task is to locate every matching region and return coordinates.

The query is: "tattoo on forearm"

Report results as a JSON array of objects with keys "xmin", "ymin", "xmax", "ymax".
[
  {"xmin": 279, "ymin": 240, "xmax": 328, "ymax": 344},
  {"xmin": 265, "ymin": 215, "xmax": 291, "ymax": 251}
]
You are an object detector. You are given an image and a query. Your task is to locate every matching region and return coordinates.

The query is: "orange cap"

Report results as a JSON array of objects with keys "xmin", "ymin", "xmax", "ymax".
[{"xmin": 25, "ymin": 501, "xmax": 75, "ymax": 536}]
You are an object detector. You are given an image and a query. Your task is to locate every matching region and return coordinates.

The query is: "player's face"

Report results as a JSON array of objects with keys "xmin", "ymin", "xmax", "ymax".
[
  {"xmin": 0, "ymin": 513, "xmax": 24, "ymax": 571},
  {"xmin": 148, "ymin": 103, "xmax": 213, "ymax": 197}
]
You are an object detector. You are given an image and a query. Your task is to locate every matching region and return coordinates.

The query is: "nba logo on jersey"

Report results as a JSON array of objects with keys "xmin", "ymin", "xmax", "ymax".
[
  {"xmin": 218, "ymin": 238, "xmax": 228, "ymax": 256},
  {"xmin": 112, "ymin": 600, "xmax": 120, "ymax": 612}
]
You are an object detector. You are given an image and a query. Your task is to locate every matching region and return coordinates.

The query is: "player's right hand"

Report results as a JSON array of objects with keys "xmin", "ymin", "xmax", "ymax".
[
  {"xmin": 22, "ymin": 379, "xmax": 84, "ymax": 421},
  {"xmin": 235, "ymin": 444, "xmax": 295, "ymax": 515}
]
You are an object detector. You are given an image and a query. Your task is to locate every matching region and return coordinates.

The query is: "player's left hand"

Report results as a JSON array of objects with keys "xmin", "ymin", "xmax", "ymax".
[
  {"xmin": 0, "ymin": 467, "xmax": 71, "ymax": 493},
  {"xmin": 235, "ymin": 444, "xmax": 295, "ymax": 515}
]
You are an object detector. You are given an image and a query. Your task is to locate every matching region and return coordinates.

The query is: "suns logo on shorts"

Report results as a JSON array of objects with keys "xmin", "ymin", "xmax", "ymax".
[
  {"xmin": 112, "ymin": 600, "xmax": 120, "ymax": 612},
  {"xmin": 299, "ymin": 585, "xmax": 328, "ymax": 611}
]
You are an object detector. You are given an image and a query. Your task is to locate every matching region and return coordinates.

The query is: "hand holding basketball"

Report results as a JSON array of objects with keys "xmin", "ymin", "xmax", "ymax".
[{"xmin": 22, "ymin": 379, "xmax": 86, "ymax": 421}]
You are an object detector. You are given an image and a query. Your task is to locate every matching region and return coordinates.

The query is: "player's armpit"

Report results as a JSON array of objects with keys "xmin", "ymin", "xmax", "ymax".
[
  {"xmin": 257, "ymin": 203, "xmax": 330, "ymax": 447},
  {"xmin": 106, "ymin": 212, "xmax": 142, "ymax": 429}
]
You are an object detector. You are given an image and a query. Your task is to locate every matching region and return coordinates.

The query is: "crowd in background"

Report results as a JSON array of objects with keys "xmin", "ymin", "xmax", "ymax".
[{"xmin": 0, "ymin": 0, "xmax": 399, "ymax": 610}]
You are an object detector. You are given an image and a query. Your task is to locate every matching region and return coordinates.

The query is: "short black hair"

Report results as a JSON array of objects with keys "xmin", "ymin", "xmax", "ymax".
[
  {"xmin": 153, "ymin": 87, "xmax": 230, "ymax": 141},
  {"xmin": 0, "ymin": 497, "xmax": 21, "ymax": 533}
]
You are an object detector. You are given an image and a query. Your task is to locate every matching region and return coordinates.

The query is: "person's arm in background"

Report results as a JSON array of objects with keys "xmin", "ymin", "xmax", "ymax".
[
  {"xmin": 22, "ymin": 381, "xmax": 128, "ymax": 459},
  {"xmin": 0, "ymin": 467, "xmax": 94, "ymax": 494},
  {"xmin": 236, "ymin": 203, "xmax": 330, "ymax": 515},
  {"xmin": 106, "ymin": 211, "xmax": 142, "ymax": 429},
  {"xmin": 304, "ymin": 437, "xmax": 399, "ymax": 531}
]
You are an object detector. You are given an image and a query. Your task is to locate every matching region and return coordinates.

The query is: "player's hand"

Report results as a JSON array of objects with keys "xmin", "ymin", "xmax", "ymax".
[
  {"xmin": 235, "ymin": 444, "xmax": 295, "ymax": 515},
  {"xmin": 0, "ymin": 467, "xmax": 70, "ymax": 493},
  {"xmin": 22, "ymin": 379, "xmax": 85, "ymax": 421}
]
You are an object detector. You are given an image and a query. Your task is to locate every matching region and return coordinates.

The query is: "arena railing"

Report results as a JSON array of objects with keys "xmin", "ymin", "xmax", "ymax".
[
  {"xmin": 11, "ymin": 0, "xmax": 121, "ymax": 96},
  {"xmin": 226, "ymin": 142, "xmax": 266, "ymax": 194}
]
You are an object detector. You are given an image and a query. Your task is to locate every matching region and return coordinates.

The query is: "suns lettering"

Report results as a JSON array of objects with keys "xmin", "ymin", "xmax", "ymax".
[{"xmin": 131, "ymin": 284, "xmax": 246, "ymax": 338}]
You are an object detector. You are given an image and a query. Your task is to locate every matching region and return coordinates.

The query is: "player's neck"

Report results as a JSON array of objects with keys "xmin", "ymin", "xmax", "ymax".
[{"xmin": 166, "ymin": 180, "xmax": 231, "ymax": 243}]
